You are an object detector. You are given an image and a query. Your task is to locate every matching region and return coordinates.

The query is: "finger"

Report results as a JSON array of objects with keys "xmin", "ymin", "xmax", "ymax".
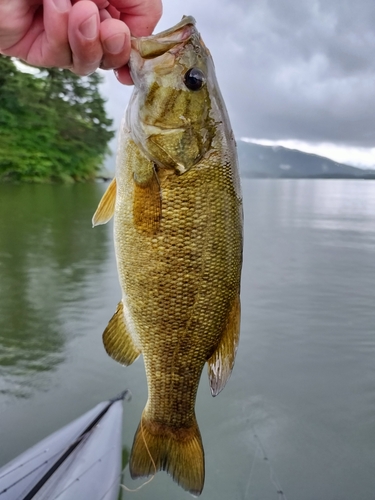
[
  {"xmin": 85, "ymin": 0, "xmax": 109, "ymax": 8},
  {"xmin": 114, "ymin": 65, "xmax": 133, "ymax": 85},
  {"xmin": 99, "ymin": 18, "xmax": 130, "ymax": 70},
  {"xmin": 68, "ymin": 0, "xmax": 102, "ymax": 75},
  {"xmin": 0, "ymin": 0, "xmax": 38, "ymax": 52},
  {"xmin": 108, "ymin": 0, "xmax": 162, "ymax": 36},
  {"xmin": 1, "ymin": 0, "xmax": 72, "ymax": 67},
  {"xmin": 99, "ymin": 8, "xmax": 112, "ymax": 21},
  {"xmin": 106, "ymin": 4, "xmax": 120, "ymax": 20},
  {"xmin": 41, "ymin": 0, "xmax": 72, "ymax": 66},
  {"xmin": 72, "ymin": 0, "xmax": 109, "ymax": 7}
]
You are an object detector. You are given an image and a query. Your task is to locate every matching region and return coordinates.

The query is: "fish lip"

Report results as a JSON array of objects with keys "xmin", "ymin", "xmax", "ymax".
[{"xmin": 130, "ymin": 16, "xmax": 196, "ymax": 59}]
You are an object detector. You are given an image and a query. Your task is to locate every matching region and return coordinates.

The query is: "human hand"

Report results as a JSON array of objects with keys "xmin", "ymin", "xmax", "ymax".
[{"xmin": 0, "ymin": 0, "xmax": 162, "ymax": 84}]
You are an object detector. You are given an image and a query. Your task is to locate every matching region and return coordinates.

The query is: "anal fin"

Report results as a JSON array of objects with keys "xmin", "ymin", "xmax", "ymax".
[
  {"xmin": 103, "ymin": 301, "xmax": 141, "ymax": 366},
  {"xmin": 207, "ymin": 293, "xmax": 241, "ymax": 396},
  {"xmin": 92, "ymin": 178, "xmax": 116, "ymax": 227}
]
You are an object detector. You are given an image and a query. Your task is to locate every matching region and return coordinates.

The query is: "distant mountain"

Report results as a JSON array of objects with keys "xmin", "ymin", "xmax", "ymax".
[{"xmin": 237, "ymin": 141, "xmax": 375, "ymax": 179}]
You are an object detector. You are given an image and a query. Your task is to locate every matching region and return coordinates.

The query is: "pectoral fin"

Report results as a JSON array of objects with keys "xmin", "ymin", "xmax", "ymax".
[
  {"xmin": 207, "ymin": 293, "xmax": 241, "ymax": 396},
  {"xmin": 103, "ymin": 301, "xmax": 141, "ymax": 366},
  {"xmin": 92, "ymin": 178, "xmax": 116, "ymax": 227},
  {"xmin": 133, "ymin": 167, "xmax": 161, "ymax": 235}
]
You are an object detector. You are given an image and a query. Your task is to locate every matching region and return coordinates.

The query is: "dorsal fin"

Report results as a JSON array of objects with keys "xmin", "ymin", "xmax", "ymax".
[{"xmin": 92, "ymin": 178, "xmax": 117, "ymax": 227}]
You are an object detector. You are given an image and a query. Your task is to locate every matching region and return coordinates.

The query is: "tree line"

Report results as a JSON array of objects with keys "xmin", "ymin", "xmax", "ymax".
[{"xmin": 0, "ymin": 55, "xmax": 114, "ymax": 183}]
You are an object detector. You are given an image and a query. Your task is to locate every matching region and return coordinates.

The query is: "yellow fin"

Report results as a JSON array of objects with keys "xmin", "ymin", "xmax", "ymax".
[
  {"xmin": 207, "ymin": 293, "xmax": 241, "ymax": 396},
  {"xmin": 130, "ymin": 412, "xmax": 204, "ymax": 496},
  {"xmin": 92, "ymin": 178, "xmax": 116, "ymax": 227},
  {"xmin": 133, "ymin": 170, "xmax": 161, "ymax": 235},
  {"xmin": 103, "ymin": 301, "xmax": 141, "ymax": 366}
]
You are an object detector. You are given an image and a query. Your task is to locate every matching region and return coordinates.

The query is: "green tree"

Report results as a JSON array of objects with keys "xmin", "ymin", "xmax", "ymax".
[{"xmin": 0, "ymin": 56, "xmax": 114, "ymax": 183}]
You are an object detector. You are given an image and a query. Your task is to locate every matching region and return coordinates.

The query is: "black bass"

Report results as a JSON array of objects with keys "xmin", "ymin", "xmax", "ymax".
[{"xmin": 93, "ymin": 16, "xmax": 243, "ymax": 496}]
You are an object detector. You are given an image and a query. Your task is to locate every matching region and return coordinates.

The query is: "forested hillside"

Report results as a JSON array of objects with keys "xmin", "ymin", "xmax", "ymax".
[{"xmin": 0, "ymin": 55, "xmax": 114, "ymax": 183}]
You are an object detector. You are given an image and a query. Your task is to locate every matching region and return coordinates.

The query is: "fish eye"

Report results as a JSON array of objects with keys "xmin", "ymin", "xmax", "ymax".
[{"xmin": 184, "ymin": 68, "xmax": 205, "ymax": 91}]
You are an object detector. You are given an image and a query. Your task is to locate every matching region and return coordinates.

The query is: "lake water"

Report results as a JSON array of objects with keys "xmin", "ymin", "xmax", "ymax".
[{"xmin": 1, "ymin": 179, "xmax": 375, "ymax": 500}]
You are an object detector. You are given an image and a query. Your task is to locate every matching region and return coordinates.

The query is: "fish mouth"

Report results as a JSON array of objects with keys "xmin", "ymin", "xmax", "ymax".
[{"xmin": 130, "ymin": 16, "xmax": 196, "ymax": 59}]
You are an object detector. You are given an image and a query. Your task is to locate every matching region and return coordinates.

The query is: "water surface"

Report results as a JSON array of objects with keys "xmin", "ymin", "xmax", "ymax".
[{"xmin": 1, "ymin": 179, "xmax": 375, "ymax": 500}]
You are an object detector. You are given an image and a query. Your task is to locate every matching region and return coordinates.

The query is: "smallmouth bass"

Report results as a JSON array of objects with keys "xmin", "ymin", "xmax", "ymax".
[{"xmin": 93, "ymin": 16, "xmax": 243, "ymax": 496}]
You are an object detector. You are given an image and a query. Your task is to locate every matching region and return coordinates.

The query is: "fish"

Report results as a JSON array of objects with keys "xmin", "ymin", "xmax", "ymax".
[{"xmin": 92, "ymin": 16, "xmax": 243, "ymax": 496}]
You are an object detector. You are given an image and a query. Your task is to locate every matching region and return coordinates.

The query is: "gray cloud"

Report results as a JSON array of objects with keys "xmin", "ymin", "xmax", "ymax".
[{"xmin": 101, "ymin": 0, "xmax": 375, "ymax": 157}]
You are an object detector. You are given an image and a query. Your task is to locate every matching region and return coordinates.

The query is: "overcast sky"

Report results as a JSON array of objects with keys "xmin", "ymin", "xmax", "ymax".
[{"xmin": 100, "ymin": 0, "xmax": 375, "ymax": 168}]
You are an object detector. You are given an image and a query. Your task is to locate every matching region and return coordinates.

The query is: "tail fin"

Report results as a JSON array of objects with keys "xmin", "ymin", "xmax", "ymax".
[{"xmin": 129, "ymin": 412, "xmax": 205, "ymax": 496}]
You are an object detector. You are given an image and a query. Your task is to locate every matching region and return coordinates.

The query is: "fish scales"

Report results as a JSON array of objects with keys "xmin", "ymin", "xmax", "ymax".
[
  {"xmin": 116, "ymin": 137, "xmax": 241, "ymax": 425},
  {"xmin": 93, "ymin": 16, "xmax": 243, "ymax": 496}
]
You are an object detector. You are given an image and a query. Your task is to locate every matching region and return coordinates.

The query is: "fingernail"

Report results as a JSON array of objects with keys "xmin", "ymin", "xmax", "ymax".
[
  {"xmin": 79, "ymin": 14, "xmax": 98, "ymax": 40},
  {"xmin": 103, "ymin": 33, "xmax": 127, "ymax": 55},
  {"xmin": 52, "ymin": 0, "xmax": 70, "ymax": 13}
]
